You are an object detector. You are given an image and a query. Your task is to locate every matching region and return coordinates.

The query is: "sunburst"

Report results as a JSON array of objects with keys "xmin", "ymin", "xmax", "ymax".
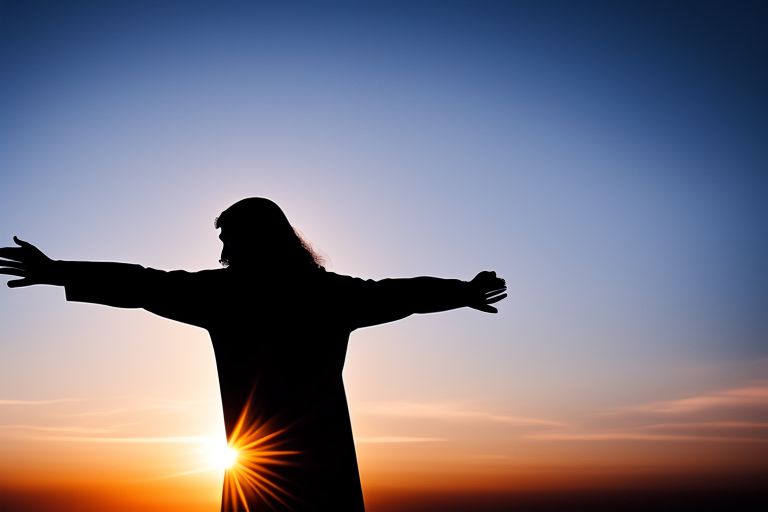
[
  {"xmin": 211, "ymin": 443, "xmax": 240, "ymax": 471},
  {"xmin": 222, "ymin": 401, "xmax": 300, "ymax": 512}
]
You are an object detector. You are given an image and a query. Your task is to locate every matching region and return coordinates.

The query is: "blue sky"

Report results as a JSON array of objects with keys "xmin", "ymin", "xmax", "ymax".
[{"xmin": 1, "ymin": 1, "xmax": 767, "ymax": 507}]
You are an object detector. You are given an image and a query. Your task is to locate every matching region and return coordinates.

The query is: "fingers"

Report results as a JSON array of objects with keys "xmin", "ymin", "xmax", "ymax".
[
  {"xmin": 475, "ymin": 271, "xmax": 498, "ymax": 282},
  {"xmin": 485, "ymin": 293, "xmax": 507, "ymax": 305},
  {"xmin": 0, "ymin": 247, "xmax": 25, "ymax": 261},
  {"xmin": 7, "ymin": 278, "xmax": 33, "ymax": 288},
  {"xmin": 13, "ymin": 236, "xmax": 37, "ymax": 249},
  {"xmin": 474, "ymin": 271, "xmax": 506, "ymax": 289},
  {"xmin": 1, "ymin": 236, "xmax": 36, "ymax": 255},
  {"xmin": 2, "ymin": 256, "xmax": 40, "ymax": 287},
  {"xmin": 0, "ymin": 259, "xmax": 25, "ymax": 269},
  {"xmin": 471, "ymin": 303, "xmax": 498, "ymax": 314},
  {"xmin": 2, "ymin": 238, "xmax": 49, "ymax": 288},
  {"xmin": 483, "ymin": 287, "xmax": 507, "ymax": 301},
  {"xmin": 0, "ymin": 268, "xmax": 26, "ymax": 277}
]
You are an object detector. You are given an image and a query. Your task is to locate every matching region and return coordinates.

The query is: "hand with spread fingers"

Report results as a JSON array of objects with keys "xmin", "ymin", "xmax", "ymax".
[
  {"xmin": 468, "ymin": 270, "xmax": 507, "ymax": 313},
  {"xmin": 0, "ymin": 236, "xmax": 60, "ymax": 288}
]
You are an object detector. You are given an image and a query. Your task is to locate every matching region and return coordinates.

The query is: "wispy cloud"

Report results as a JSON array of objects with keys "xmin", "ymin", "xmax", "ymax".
[
  {"xmin": 0, "ymin": 397, "xmax": 219, "ymax": 449},
  {"xmin": 361, "ymin": 401, "xmax": 565, "ymax": 428},
  {"xmin": 470, "ymin": 454, "xmax": 513, "ymax": 461},
  {"xmin": 0, "ymin": 398, "xmax": 80, "ymax": 406},
  {"xmin": 619, "ymin": 383, "xmax": 768, "ymax": 415},
  {"xmin": 636, "ymin": 421, "xmax": 768, "ymax": 431},
  {"xmin": 58, "ymin": 398, "xmax": 215, "ymax": 418},
  {"xmin": 356, "ymin": 436, "xmax": 444, "ymax": 444},
  {"xmin": 0, "ymin": 424, "xmax": 119, "ymax": 435},
  {"xmin": 529, "ymin": 432, "xmax": 768, "ymax": 443},
  {"xmin": 36, "ymin": 435, "xmax": 216, "ymax": 445},
  {"xmin": 527, "ymin": 381, "xmax": 768, "ymax": 445}
]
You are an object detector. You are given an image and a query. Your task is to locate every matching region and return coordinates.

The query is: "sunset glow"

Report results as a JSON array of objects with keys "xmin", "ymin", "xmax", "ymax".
[{"xmin": 1, "ymin": 1, "xmax": 767, "ymax": 511}]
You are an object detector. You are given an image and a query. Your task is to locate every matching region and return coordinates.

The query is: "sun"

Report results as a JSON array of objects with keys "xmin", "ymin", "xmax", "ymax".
[{"xmin": 211, "ymin": 443, "xmax": 240, "ymax": 471}]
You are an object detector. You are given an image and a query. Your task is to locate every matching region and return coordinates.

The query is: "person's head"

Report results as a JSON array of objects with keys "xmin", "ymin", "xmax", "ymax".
[{"xmin": 215, "ymin": 197, "xmax": 324, "ymax": 271}]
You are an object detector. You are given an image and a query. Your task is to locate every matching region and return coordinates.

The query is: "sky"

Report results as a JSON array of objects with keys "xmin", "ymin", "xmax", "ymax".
[{"xmin": 1, "ymin": 1, "xmax": 767, "ymax": 510}]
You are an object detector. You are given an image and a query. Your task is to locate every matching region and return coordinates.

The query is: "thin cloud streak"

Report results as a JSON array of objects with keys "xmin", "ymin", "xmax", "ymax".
[
  {"xmin": 0, "ymin": 424, "xmax": 119, "ymax": 434},
  {"xmin": 36, "ymin": 435, "xmax": 217, "ymax": 445},
  {"xmin": 636, "ymin": 421, "xmax": 768, "ymax": 431},
  {"xmin": 356, "ymin": 436, "xmax": 444, "ymax": 444},
  {"xmin": 529, "ymin": 432, "xmax": 768, "ymax": 443},
  {"xmin": 0, "ymin": 398, "xmax": 80, "ymax": 406},
  {"xmin": 142, "ymin": 467, "xmax": 220, "ymax": 481},
  {"xmin": 619, "ymin": 383, "xmax": 768, "ymax": 415},
  {"xmin": 528, "ymin": 382, "xmax": 768, "ymax": 445},
  {"xmin": 58, "ymin": 398, "xmax": 216, "ymax": 418},
  {"xmin": 361, "ymin": 401, "xmax": 565, "ymax": 428}
]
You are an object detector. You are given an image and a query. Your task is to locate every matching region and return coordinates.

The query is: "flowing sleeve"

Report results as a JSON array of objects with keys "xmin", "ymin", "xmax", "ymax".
[
  {"xmin": 60, "ymin": 261, "xmax": 216, "ymax": 328},
  {"xmin": 327, "ymin": 272, "xmax": 472, "ymax": 330}
]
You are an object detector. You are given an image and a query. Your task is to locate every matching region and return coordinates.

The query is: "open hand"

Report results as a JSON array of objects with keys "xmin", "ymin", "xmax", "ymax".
[
  {"xmin": 468, "ymin": 271, "xmax": 507, "ymax": 313},
  {"xmin": 0, "ymin": 236, "xmax": 58, "ymax": 288}
]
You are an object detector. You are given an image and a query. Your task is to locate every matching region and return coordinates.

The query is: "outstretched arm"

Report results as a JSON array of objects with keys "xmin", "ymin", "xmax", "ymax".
[
  {"xmin": 1, "ymin": 237, "xmax": 212, "ymax": 327},
  {"xmin": 388, "ymin": 271, "xmax": 506, "ymax": 314},
  {"xmin": 338, "ymin": 270, "xmax": 507, "ymax": 329}
]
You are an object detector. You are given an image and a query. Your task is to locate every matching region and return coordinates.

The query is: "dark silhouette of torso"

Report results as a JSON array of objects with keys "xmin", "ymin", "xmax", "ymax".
[{"xmin": 61, "ymin": 262, "xmax": 465, "ymax": 511}]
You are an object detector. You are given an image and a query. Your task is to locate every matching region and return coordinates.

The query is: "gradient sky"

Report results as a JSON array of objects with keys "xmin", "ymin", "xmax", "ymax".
[{"xmin": 1, "ymin": 1, "xmax": 767, "ymax": 510}]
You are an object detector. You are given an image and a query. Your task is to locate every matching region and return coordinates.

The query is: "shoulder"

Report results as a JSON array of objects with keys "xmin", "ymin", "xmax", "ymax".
[
  {"xmin": 317, "ymin": 269, "xmax": 365, "ymax": 284},
  {"xmin": 314, "ymin": 270, "xmax": 382, "ymax": 295},
  {"xmin": 161, "ymin": 267, "xmax": 226, "ymax": 278},
  {"xmin": 193, "ymin": 267, "xmax": 228, "ymax": 278},
  {"xmin": 158, "ymin": 267, "xmax": 229, "ymax": 289}
]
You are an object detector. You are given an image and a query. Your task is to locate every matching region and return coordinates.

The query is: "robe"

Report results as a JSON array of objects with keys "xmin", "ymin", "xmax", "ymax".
[{"xmin": 60, "ymin": 262, "xmax": 470, "ymax": 511}]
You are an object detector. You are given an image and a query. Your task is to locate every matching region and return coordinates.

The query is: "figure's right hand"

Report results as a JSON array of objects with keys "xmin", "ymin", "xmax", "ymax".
[
  {"xmin": 0, "ymin": 236, "xmax": 59, "ymax": 288},
  {"xmin": 468, "ymin": 270, "xmax": 507, "ymax": 313}
]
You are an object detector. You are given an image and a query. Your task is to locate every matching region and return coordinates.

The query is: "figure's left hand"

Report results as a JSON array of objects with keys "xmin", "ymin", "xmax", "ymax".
[
  {"xmin": 0, "ymin": 236, "xmax": 58, "ymax": 288},
  {"xmin": 468, "ymin": 271, "xmax": 507, "ymax": 313}
]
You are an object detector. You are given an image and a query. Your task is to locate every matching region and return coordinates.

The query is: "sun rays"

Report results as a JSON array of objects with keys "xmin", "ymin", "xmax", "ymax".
[{"xmin": 222, "ymin": 401, "xmax": 300, "ymax": 512}]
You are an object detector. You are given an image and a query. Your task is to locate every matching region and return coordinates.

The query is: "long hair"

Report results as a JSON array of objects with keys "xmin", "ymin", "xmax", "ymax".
[{"xmin": 215, "ymin": 198, "xmax": 324, "ymax": 272}]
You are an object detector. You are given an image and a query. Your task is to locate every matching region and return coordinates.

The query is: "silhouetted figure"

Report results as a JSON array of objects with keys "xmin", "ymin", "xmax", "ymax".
[{"xmin": 1, "ymin": 198, "xmax": 507, "ymax": 511}]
